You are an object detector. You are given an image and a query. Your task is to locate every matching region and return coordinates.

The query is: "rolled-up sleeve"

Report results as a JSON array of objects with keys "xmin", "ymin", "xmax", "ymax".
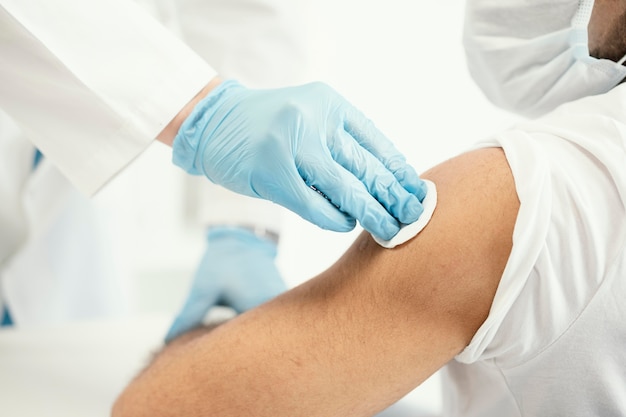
[{"xmin": 0, "ymin": 0, "xmax": 216, "ymax": 194}]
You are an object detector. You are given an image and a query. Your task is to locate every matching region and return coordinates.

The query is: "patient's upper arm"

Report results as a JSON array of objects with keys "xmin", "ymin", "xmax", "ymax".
[{"xmin": 113, "ymin": 148, "xmax": 519, "ymax": 417}]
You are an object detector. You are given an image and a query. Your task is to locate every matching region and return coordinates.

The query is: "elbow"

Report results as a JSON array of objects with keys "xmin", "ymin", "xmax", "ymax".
[
  {"xmin": 111, "ymin": 385, "xmax": 150, "ymax": 417},
  {"xmin": 111, "ymin": 389, "xmax": 131, "ymax": 417}
]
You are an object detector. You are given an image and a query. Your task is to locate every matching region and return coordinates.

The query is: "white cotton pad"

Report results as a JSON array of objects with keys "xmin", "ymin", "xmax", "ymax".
[{"xmin": 373, "ymin": 180, "xmax": 437, "ymax": 249}]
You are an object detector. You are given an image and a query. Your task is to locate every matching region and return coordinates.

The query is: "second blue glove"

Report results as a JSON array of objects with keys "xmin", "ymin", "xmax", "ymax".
[{"xmin": 165, "ymin": 226, "xmax": 286, "ymax": 342}]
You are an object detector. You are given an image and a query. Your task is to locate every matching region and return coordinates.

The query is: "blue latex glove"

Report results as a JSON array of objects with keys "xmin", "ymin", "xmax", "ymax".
[
  {"xmin": 173, "ymin": 80, "xmax": 427, "ymax": 241},
  {"xmin": 165, "ymin": 226, "xmax": 286, "ymax": 342}
]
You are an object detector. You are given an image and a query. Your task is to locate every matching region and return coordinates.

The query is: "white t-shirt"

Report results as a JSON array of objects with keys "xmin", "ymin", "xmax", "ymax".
[{"xmin": 443, "ymin": 85, "xmax": 626, "ymax": 416}]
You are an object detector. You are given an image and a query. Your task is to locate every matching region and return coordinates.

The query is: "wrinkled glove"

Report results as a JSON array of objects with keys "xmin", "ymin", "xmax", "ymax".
[
  {"xmin": 165, "ymin": 226, "xmax": 285, "ymax": 342},
  {"xmin": 173, "ymin": 80, "xmax": 427, "ymax": 241}
]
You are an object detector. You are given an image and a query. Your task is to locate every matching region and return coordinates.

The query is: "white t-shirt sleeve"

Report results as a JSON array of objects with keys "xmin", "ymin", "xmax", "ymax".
[
  {"xmin": 456, "ymin": 86, "xmax": 626, "ymax": 368},
  {"xmin": 456, "ymin": 132, "xmax": 553, "ymax": 366},
  {"xmin": 0, "ymin": 0, "xmax": 216, "ymax": 195}
]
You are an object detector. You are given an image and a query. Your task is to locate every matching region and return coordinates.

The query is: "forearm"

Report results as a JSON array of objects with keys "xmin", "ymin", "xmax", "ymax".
[
  {"xmin": 113, "ymin": 148, "xmax": 519, "ymax": 417},
  {"xmin": 114, "ymin": 275, "xmax": 426, "ymax": 417},
  {"xmin": 157, "ymin": 77, "xmax": 223, "ymax": 146}
]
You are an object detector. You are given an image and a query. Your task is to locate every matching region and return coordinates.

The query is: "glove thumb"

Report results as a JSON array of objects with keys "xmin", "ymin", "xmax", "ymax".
[{"xmin": 164, "ymin": 293, "xmax": 218, "ymax": 343}]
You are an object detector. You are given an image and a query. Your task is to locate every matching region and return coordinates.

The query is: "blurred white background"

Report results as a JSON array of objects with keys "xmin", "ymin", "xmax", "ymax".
[{"xmin": 93, "ymin": 0, "xmax": 519, "ymax": 317}]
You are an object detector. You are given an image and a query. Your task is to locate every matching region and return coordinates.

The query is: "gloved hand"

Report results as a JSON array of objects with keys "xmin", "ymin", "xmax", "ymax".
[
  {"xmin": 165, "ymin": 226, "xmax": 286, "ymax": 342},
  {"xmin": 173, "ymin": 80, "xmax": 427, "ymax": 241}
]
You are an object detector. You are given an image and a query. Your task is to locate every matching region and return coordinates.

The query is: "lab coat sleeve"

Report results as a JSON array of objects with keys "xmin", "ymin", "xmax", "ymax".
[{"xmin": 0, "ymin": 0, "xmax": 216, "ymax": 195}]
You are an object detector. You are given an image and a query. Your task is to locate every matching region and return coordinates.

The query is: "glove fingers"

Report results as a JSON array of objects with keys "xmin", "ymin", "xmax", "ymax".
[
  {"xmin": 330, "ymin": 129, "xmax": 424, "ymax": 225},
  {"xmin": 269, "ymin": 164, "xmax": 357, "ymax": 232},
  {"xmin": 343, "ymin": 104, "xmax": 426, "ymax": 199},
  {"xmin": 301, "ymin": 159, "xmax": 403, "ymax": 240}
]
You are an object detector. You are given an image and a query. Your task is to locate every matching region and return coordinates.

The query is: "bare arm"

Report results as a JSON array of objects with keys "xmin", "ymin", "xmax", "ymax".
[{"xmin": 112, "ymin": 147, "xmax": 519, "ymax": 417}]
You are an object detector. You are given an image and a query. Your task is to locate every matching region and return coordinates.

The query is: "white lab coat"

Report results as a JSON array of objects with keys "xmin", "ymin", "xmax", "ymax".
[
  {"xmin": 0, "ymin": 111, "xmax": 130, "ymax": 325},
  {"xmin": 0, "ymin": 0, "xmax": 308, "ymax": 325},
  {"xmin": 0, "ymin": 0, "xmax": 214, "ymax": 195}
]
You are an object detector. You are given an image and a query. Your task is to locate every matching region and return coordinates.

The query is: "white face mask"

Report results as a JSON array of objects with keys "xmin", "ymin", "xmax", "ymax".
[{"xmin": 463, "ymin": 0, "xmax": 626, "ymax": 117}]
